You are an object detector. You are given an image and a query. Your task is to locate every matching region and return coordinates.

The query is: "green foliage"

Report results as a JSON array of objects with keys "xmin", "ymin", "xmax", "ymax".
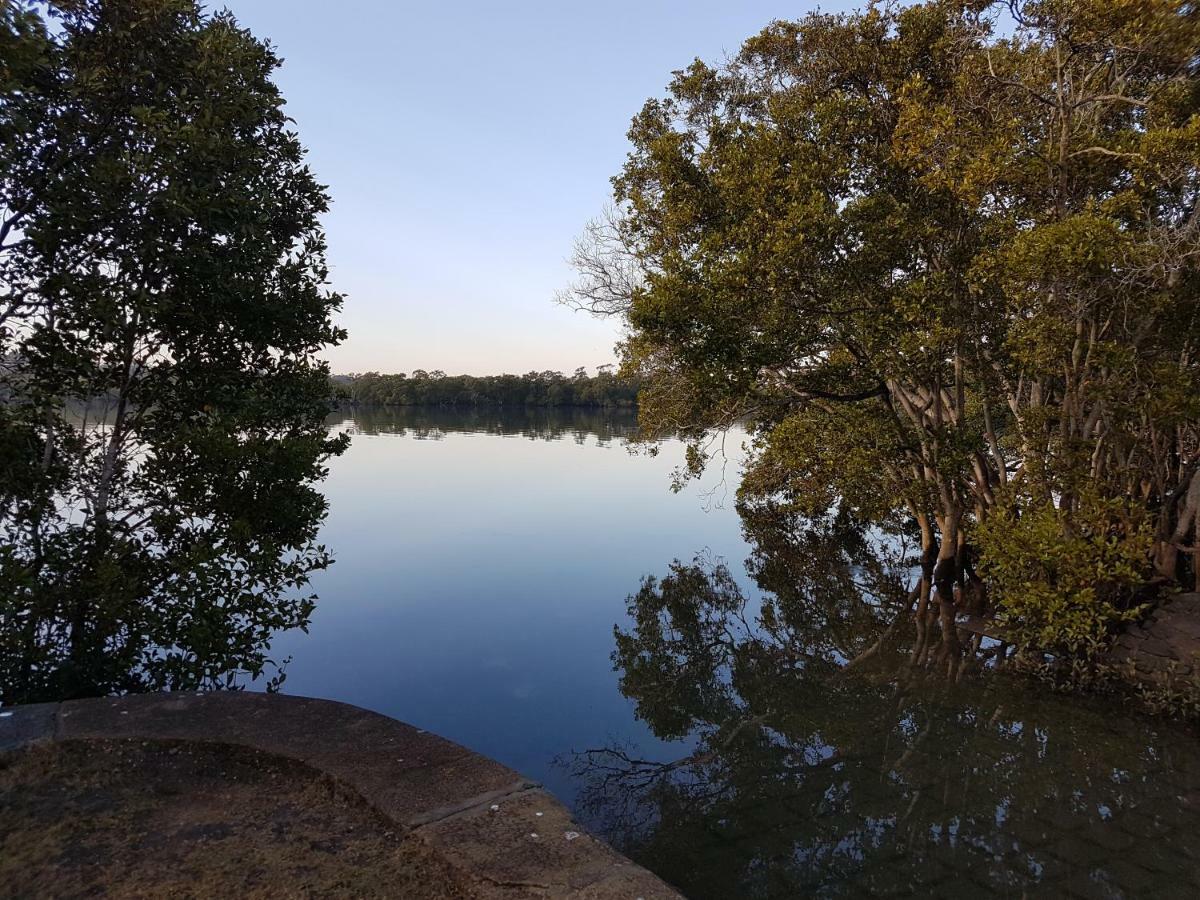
[
  {"xmin": 569, "ymin": 0, "xmax": 1200, "ymax": 658},
  {"xmin": 341, "ymin": 367, "xmax": 639, "ymax": 408},
  {"xmin": 0, "ymin": 0, "xmax": 345, "ymax": 701},
  {"xmin": 975, "ymin": 492, "xmax": 1152, "ymax": 657}
]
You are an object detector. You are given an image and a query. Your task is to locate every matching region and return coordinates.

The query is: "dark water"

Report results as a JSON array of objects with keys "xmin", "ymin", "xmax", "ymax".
[{"xmin": 275, "ymin": 406, "xmax": 1200, "ymax": 899}]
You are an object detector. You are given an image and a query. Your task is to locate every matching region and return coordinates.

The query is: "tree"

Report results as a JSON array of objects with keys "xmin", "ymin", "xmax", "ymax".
[
  {"xmin": 0, "ymin": 0, "xmax": 347, "ymax": 702},
  {"xmin": 337, "ymin": 369, "xmax": 640, "ymax": 408},
  {"xmin": 566, "ymin": 0, "xmax": 1200, "ymax": 658}
]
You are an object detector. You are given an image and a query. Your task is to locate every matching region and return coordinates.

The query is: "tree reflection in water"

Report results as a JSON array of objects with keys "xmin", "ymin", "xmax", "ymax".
[
  {"xmin": 328, "ymin": 406, "xmax": 639, "ymax": 445},
  {"xmin": 568, "ymin": 505, "xmax": 1200, "ymax": 898}
]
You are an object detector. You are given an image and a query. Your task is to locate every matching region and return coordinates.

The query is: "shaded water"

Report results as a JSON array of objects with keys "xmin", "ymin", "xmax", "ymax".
[{"xmin": 276, "ymin": 406, "xmax": 1199, "ymax": 899}]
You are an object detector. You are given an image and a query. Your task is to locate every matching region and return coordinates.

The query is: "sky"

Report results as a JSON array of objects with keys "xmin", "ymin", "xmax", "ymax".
[{"xmin": 224, "ymin": 1, "xmax": 862, "ymax": 376}]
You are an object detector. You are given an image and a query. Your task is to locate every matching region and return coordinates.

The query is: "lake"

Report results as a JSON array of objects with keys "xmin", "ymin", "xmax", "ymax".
[
  {"xmin": 271, "ymin": 406, "xmax": 1200, "ymax": 899},
  {"xmin": 272, "ymin": 407, "xmax": 742, "ymax": 801}
]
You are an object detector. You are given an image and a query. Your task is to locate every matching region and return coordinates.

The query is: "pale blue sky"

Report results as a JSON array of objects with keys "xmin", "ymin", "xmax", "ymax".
[{"xmin": 225, "ymin": 1, "xmax": 861, "ymax": 375}]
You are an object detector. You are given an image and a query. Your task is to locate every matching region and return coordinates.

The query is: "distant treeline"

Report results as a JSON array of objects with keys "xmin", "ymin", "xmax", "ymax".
[{"xmin": 333, "ymin": 368, "xmax": 639, "ymax": 408}]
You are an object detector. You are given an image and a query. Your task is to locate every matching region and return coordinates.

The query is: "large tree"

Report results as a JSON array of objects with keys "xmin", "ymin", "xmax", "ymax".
[
  {"xmin": 567, "ymin": 0, "xmax": 1200, "ymax": 657},
  {"xmin": 0, "ymin": 0, "xmax": 346, "ymax": 702}
]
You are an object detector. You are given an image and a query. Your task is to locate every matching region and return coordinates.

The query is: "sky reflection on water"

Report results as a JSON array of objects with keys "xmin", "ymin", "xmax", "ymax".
[{"xmin": 270, "ymin": 406, "xmax": 745, "ymax": 803}]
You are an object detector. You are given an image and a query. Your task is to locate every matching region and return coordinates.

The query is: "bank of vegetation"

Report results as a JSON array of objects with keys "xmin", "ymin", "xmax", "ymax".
[
  {"xmin": 566, "ymin": 0, "xmax": 1200, "ymax": 682},
  {"xmin": 333, "ymin": 368, "xmax": 639, "ymax": 408}
]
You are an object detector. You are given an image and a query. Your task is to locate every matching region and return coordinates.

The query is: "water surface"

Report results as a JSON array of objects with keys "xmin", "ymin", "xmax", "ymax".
[
  {"xmin": 273, "ymin": 406, "xmax": 746, "ymax": 802},
  {"xmin": 273, "ymin": 406, "xmax": 1200, "ymax": 899}
]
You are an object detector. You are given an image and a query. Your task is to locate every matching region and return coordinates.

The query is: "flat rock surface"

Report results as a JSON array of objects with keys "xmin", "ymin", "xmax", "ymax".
[
  {"xmin": 0, "ymin": 692, "xmax": 681, "ymax": 899},
  {"xmin": 0, "ymin": 739, "xmax": 475, "ymax": 900},
  {"xmin": 419, "ymin": 784, "xmax": 677, "ymax": 899},
  {"xmin": 1109, "ymin": 592, "xmax": 1200, "ymax": 680}
]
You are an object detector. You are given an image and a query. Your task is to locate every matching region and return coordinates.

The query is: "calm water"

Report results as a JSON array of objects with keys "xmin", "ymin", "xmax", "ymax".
[
  {"xmin": 272, "ymin": 406, "xmax": 1200, "ymax": 899},
  {"xmin": 272, "ymin": 407, "xmax": 745, "ymax": 800}
]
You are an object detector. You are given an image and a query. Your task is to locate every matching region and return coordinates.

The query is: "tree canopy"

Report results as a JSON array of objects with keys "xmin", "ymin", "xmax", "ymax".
[
  {"xmin": 338, "ymin": 367, "xmax": 639, "ymax": 408},
  {"xmin": 0, "ymin": 0, "xmax": 345, "ymax": 701},
  {"xmin": 567, "ymin": 0, "xmax": 1200, "ymax": 657}
]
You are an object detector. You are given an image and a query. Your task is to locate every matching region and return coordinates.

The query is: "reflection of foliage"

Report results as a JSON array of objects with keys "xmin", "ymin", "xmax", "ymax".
[
  {"xmin": 613, "ymin": 507, "xmax": 915, "ymax": 752},
  {"xmin": 571, "ymin": 509, "xmax": 1200, "ymax": 898},
  {"xmin": 617, "ymin": 558, "xmax": 758, "ymax": 743},
  {"xmin": 742, "ymin": 503, "xmax": 914, "ymax": 666},
  {"xmin": 328, "ymin": 405, "xmax": 639, "ymax": 445}
]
